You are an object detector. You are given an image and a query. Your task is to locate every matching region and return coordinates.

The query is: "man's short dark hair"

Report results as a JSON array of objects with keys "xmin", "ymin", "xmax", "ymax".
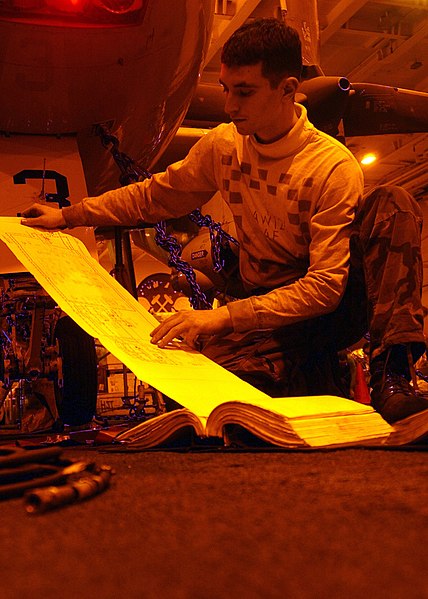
[{"xmin": 221, "ymin": 18, "xmax": 302, "ymax": 87}]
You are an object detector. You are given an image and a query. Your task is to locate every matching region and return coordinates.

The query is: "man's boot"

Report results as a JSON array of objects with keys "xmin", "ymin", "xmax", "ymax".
[{"xmin": 370, "ymin": 344, "xmax": 428, "ymax": 424}]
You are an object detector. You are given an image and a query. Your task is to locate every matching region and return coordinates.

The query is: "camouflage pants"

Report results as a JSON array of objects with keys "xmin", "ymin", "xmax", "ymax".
[{"xmin": 202, "ymin": 186, "xmax": 426, "ymax": 397}]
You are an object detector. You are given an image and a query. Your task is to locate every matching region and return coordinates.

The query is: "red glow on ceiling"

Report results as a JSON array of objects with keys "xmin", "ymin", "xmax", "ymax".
[{"xmin": 0, "ymin": 0, "xmax": 148, "ymax": 25}]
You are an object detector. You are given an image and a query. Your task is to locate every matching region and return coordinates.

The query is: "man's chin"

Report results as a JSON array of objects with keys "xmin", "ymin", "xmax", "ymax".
[{"xmin": 233, "ymin": 120, "xmax": 251, "ymax": 135}]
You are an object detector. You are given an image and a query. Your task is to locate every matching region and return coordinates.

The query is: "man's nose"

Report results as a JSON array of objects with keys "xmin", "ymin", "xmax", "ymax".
[{"xmin": 224, "ymin": 92, "xmax": 239, "ymax": 116}]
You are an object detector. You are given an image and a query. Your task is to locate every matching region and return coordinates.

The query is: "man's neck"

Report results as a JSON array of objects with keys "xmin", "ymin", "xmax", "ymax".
[
  {"xmin": 254, "ymin": 126, "xmax": 292, "ymax": 144},
  {"xmin": 253, "ymin": 108, "xmax": 298, "ymax": 144}
]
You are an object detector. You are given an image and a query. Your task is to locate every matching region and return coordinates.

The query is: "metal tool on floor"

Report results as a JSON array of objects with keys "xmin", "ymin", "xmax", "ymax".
[{"xmin": 0, "ymin": 445, "xmax": 114, "ymax": 512}]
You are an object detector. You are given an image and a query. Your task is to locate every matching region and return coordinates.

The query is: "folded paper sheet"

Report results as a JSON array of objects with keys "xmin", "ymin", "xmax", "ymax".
[{"xmin": 0, "ymin": 218, "xmax": 270, "ymax": 415}]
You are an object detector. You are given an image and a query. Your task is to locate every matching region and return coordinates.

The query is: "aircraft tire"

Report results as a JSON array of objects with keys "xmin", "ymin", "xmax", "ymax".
[{"xmin": 54, "ymin": 315, "xmax": 98, "ymax": 426}]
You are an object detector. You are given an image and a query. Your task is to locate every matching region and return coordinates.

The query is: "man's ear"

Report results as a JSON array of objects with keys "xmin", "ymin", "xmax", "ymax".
[{"xmin": 282, "ymin": 76, "xmax": 299, "ymax": 99}]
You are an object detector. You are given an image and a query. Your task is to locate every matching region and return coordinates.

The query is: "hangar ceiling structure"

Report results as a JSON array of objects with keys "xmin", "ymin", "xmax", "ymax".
[{"xmin": 199, "ymin": 0, "xmax": 428, "ymax": 201}]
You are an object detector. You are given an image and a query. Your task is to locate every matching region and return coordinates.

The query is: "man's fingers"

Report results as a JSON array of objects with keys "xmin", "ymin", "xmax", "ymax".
[
  {"xmin": 21, "ymin": 204, "xmax": 46, "ymax": 218},
  {"xmin": 21, "ymin": 216, "xmax": 42, "ymax": 227},
  {"xmin": 151, "ymin": 313, "xmax": 184, "ymax": 341},
  {"xmin": 150, "ymin": 311, "xmax": 212, "ymax": 349},
  {"xmin": 21, "ymin": 206, "xmax": 43, "ymax": 226},
  {"xmin": 19, "ymin": 203, "xmax": 66, "ymax": 230},
  {"xmin": 150, "ymin": 314, "xmax": 202, "ymax": 349},
  {"xmin": 151, "ymin": 321, "xmax": 184, "ymax": 347}
]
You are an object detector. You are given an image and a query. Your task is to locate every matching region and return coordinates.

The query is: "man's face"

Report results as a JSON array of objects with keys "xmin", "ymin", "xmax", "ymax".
[{"xmin": 219, "ymin": 62, "xmax": 294, "ymax": 143}]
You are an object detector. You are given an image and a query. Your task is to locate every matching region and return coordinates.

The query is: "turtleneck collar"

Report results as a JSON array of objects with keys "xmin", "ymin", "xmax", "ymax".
[{"xmin": 247, "ymin": 103, "xmax": 314, "ymax": 160}]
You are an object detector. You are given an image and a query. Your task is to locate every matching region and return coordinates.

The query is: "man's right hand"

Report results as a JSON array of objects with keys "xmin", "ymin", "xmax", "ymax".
[{"xmin": 21, "ymin": 204, "xmax": 67, "ymax": 230}]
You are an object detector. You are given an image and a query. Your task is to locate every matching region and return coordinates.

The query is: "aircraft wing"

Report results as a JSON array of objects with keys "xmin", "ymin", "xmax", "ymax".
[
  {"xmin": 342, "ymin": 84, "xmax": 428, "ymax": 137},
  {"xmin": 186, "ymin": 77, "xmax": 428, "ymax": 140},
  {"xmin": 297, "ymin": 78, "xmax": 428, "ymax": 138}
]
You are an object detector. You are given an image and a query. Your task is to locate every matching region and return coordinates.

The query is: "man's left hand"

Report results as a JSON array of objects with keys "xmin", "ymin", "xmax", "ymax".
[{"xmin": 150, "ymin": 305, "xmax": 233, "ymax": 349}]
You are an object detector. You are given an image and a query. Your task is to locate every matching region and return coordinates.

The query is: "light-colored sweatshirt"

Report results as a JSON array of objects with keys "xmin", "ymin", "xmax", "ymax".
[{"xmin": 63, "ymin": 104, "xmax": 364, "ymax": 333}]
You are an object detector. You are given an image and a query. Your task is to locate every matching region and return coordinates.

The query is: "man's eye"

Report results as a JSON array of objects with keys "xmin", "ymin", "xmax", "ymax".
[{"xmin": 238, "ymin": 90, "xmax": 253, "ymax": 97}]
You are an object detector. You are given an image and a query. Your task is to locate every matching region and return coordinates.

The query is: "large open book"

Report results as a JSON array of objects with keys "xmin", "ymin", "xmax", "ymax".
[
  {"xmin": 113, "ymin": 394, "xmax": 428, "ymax": 449},
  {"xmin": 0, "ymin": 219, "xmax": 427, "ymax": 450}
]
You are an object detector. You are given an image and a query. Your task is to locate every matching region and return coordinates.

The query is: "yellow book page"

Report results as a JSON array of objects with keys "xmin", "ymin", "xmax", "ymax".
[
  {"xmin": 0, "ymin": 218, "xmax": 268, "ymax": 412},
  {"xmin": 181, "ymin": 394, "xmax": 377, "ymax": 425},
  {"xmin": 220, "ymin": 395, "xmax": 376, "ymax": 418}
]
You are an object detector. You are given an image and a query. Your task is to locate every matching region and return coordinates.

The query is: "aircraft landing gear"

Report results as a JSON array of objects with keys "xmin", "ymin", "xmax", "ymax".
[
  {"xmin": 0, "ymin": 274, "xmax": 98, "ymax": 433},
  {"xmin": 54, "ymin": 315, "xmax": 98, "ymax": 427}
]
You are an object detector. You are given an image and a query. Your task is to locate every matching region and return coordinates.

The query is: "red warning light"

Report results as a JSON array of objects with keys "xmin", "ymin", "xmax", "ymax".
[
  {"xmin": 0, "ymin": 0, "xmax": 148, "ymax": 25},
  {"xmin": 95, "ymin": 0, "xmax": 136, "ymax": 14},
  {"xmin": 44, "ymin": 0, "xmax": 86, "ymax": 14}
]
